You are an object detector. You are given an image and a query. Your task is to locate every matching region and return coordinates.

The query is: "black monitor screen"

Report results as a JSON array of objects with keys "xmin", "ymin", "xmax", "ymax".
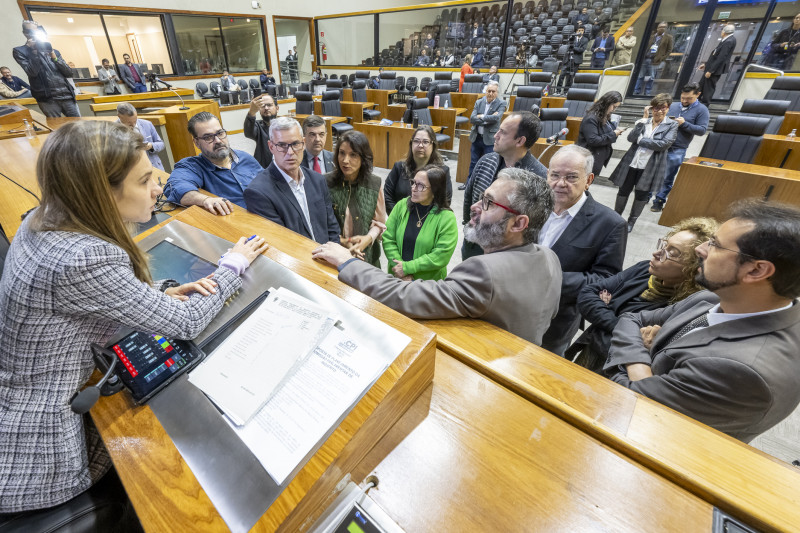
[{"xmin": 147, "ymin": 240, "xmax": 217, "ymax": 285}]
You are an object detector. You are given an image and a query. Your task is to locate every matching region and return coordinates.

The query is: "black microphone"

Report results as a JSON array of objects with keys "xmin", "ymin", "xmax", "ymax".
[
  {"xmin": 546, "ymin": 127, "xmax": 569, "ymax": 144},
  {"xmin": 154, "ymin": 76, "xmax": 172, "ymax": 89},
  {"xmin": 70, "ymin": 344, "xmax": 124, "ymax": 414}
]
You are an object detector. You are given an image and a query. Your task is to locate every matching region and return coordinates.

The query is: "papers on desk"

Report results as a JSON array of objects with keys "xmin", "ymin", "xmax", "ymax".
[{"xmin": 189, "ymin": 288, "xmax": 333, "ymax": 426}]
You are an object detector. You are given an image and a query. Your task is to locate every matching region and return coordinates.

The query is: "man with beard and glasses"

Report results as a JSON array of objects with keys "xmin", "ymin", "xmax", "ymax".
[
  {"xmin": 244, "ymin": 93, "xmax": 279, "ymax": 168},
  {"xmin": 165, "ymin": 112, "xmax": 262, "ymax": 215},
  {"xmin": 604, "ymin": 200, "xmax": 800, "ymax": 443},
  {"xmin": 311, "ymin": 168, "xmax": 562, "ymax": 345}
]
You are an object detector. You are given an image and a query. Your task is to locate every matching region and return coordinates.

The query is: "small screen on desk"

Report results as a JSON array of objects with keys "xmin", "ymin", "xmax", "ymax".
[
  {"xmin": 334, "ymin": 503, "xmax": 386, "ymax": 533},
  {"xmin": 148, "ymin": 240, "xmax": 217, "ymax": 284}
]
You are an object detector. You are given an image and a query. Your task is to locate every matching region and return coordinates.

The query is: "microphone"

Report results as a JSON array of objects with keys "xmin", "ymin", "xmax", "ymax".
[
  {"xmin": 70, "ymin": 344, "xmax": 124, "ymax": 414},
  {"xmin": 154, "ymin": 77, "xmax": 189, "ymax": 110},
  {"xmin": 546, "ymin": 128, "xmax": 568, "ymax": 144}
]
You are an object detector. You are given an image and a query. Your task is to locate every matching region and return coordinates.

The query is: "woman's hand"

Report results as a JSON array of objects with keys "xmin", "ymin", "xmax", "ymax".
[
  {"xmin": 229, "ymin": 236, "xmax": 269, "ymax": 264},
  {"xmin": 165, "ymin": 275, "xmax": 218, "ymax": 301},
  {"xmin": 392, "ymin": 259, "xmax": 406, "ymax": 279},
  {"xmin": 346, "ymin": 234, "xmax": 372, "ymax": 253},
  {"xmin": 599, "ymin": 289, "xmax": 613, "ymax": 305}
]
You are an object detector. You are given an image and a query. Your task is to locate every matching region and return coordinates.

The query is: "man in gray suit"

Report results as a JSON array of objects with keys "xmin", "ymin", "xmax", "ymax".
[
  {"xmin": 299, "ymin": 115, "xmax": 334, "ymax": 174},
  {"xmin": 312, "ymin": 168, "xmax": 562, "ymax": 345},
  {"xmin": 118, "ymin": 53, "xmax": 146, "ymax": 93},
  {"xmin": 605, "ymin": 200, "xmax": 800, "ymax": 442},
  {"xmin": 467, "ymin": 81, "xmax": 507, "ymax": 178}
]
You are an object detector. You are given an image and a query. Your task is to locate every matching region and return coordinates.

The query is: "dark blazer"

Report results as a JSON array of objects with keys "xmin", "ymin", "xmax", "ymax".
[
  {"xmin": 118, "ymin": 62, "xmax": 144, "ymax": 90},
  {"xmin": 591, "ymin": 35, "xmax": 615, "ymax": 61},
  {"xmin": 243, "ymin": 163, "xmax": 340, "ymax": 244},
  {"xmin": 260, "ymin": 74, "xmax": 276, "ymax": 88},
  {"xmin": 705, "ymin": 36, "xmax": 736, "ymax": 75},
  {"xmin": 300, "ymin": 149, "xmax": 334, "ymax": 174},
  {"xmin": 242, "ymin": 114, "xmax": 273, "ymax": 168},
  {"xmin": 604, "ymin": 291, "xmax": 800, "ymax": 443},
  {"xmin": 577, "ymin": 114, "xmax": 617, "ymax": 176},
  {"xmin": 541, "ymin": 193, "xmax": 627, "ymax": 356}
]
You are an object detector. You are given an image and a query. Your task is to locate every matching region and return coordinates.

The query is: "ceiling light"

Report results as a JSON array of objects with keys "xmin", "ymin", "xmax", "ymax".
[{"xmin": 67, "ymin": 17, "xmax": 74, "ymax": 23}]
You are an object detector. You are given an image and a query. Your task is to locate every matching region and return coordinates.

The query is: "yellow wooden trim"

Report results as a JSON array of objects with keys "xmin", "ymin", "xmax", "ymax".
[
  {"xmin": 227, "ymin": 129, "xmax": 244, "ymax": 135},
  {"xmin": 316, "ymin": 0, "xmax": 499, "ymax": 20},
  {"xmin": 614, "ymin": 0, "xmax": 653, "ymax": 40},
  {"xmin": 603, "ymin": 70, "xmax": 631, "ymax": 75}
]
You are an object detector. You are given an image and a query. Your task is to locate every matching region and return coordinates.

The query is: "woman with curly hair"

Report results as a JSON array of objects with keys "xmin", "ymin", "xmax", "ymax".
[{"xmin": 567, "ymin": 217, "xmax": 718, "ymax": 373}]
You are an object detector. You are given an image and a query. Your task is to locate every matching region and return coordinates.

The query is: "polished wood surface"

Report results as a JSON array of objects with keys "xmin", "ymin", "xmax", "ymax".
[
  {"xmin": 0, "ymin": 105, "xmax": 39, "ymax": 139},
  {"xmin": 658, "ymin": 156, "xmax": 800, "ymax": 226},
  {"xmin": 91, "ymin": 206, "xmax": 436, "ymax": 532},
  {"xmin": 428, "ymin": 107, "xmax": 460, "ymax": 150},
  {"xmin": 354, "ymin": 120, "xmax": 441, "ymax": 169},
  {"xmin": 777, "ymin": 111, "xmax": 800, "ymax": 136},
  {"xmin": 365, "ymin": 89, "xmax": 397, "ymax": 119},
  {"xmin": 752, "ymin": 134, "xmax": 800, "ymax": 169},
  {"xmin": 531, "ymin": 139, "xmax": 574, "ymax": 167},
  {"xmin": 422, "ymin": 318, "xmax": 800, "ymax": 532},
  {"xmin": 451, "ymin": 92, "xmax": 481, "ymax": 115},
  {"xmin": 351, "ymin": 351, "xmax": 713, "ymax": 532},
  {"xmin": 386, "ymin": 103, "xmax": 406, "ymax": 122},
  {"xmin": 541, "ymin": 96, "xmax": 567, "ymax": 108},
  {"xmin": 92, "ymin": 88, "xmax": 195, "ymax": 104},
  {"xmin": 456, "ymin": 132, "xmax": 471, "ymax": 183},
  {"xmin": 292, "ymin": 114, "xmax": 346, "ymax": 151},
  {"xmin": 566, "ymin": 116, "xmax": 582, "ymax": 142}
]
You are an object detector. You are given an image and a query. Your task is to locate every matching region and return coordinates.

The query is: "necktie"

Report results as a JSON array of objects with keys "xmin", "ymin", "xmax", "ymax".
[
  {"xmin": 667, "ymin": 313, "xmax": 709, "ymax": 345},
  {"xmin": 313, "ymin": 156, "xmax": 321, "ymax": 173}
]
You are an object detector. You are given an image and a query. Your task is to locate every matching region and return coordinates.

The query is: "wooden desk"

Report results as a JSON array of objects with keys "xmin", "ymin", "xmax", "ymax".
[
  {"xmin": 365, "ymin": 89, "xmax": 396, "ymax": 119},
  {"xmin": 531, "ymin": 139, "xmax": 574, "ymax": 167},
  {"xmin": 778, "ymin": 111, "xmax": 800, "ymax": 136},
  {"xmin": 92, "ymin": 88, "xmax": 195, "ymax": 104},
  {"xmin": 541, "ymin": 96, "xmax": 566, "ymax": 108},
  {"xmin": 451, "ymin": 92, "xmax": 482, "ymax": 114},
  {"xmin": 456, "ymin": 133, "xmax": 471, "ymax": 183},
  {"xmin": 354, "ymin": 120, "xmax": 442, "ymax": 168},
  {"xmin": 658, "ymin": 156, "xmax": 800, "ymax": 227},
  {"xmin": 386, "ymin": 104, "xmax": 407, "ymax": 122},
  {"xmin": 351, "ymin": 351, "xmax": 713, "ymax": 531},
  {"xmin": 565, "ymin": 116, "xmax": 582, "ymax": 142},
  {"xmin": 92, "ymin": 206, "xmax": 436, "ymax": 532},
  {"xmin": 293, "ymin": 114, "xmax": 346, "ymax": 151},
  {"xmin": 422, "ymin": 318, "xmax": 800, "ymax": 532},
  {"xmin": 751, "ymin": 134, "xmax": 800, "ymax": 169},
  {"xmin": 428, "ymin": 107, "xmax": 466, "ymax": 150}
]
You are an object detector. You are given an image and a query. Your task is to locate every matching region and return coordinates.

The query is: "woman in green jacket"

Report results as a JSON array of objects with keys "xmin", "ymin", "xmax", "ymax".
[{"xmin": 383, "ymin": 165, "xmax": 458, "ymax": 281}]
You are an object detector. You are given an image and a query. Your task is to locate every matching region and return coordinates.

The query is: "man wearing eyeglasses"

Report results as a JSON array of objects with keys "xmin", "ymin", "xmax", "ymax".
[
  {"xmin": 244, "ymin": 117, "xmax": 340, "ymax": 244},
  {"xmin": 244, "ymin": 93, "xmax": 279, "ymax": 168},
  {"xmin": 165, "ymin": 112, "xmax": 262, "ymax": 214},
  {"xmin": 538, "ymin": 144, "xmax": 627, "ymax": 356},
  {"xmin": 462, "ymin": 111, "xmax": 548, "ymax": 260},
  {"xmin": 605, "ymin": 200, "xmax": 800, "ymax": 443},
  {"xmin": 312, "ymin": 168, "xmax": 562, "ymax": 346}
]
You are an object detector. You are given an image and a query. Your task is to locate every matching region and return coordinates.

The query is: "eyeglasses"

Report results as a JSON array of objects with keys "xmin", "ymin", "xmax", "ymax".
[
  {"xmin": 705, "ymin": 237, "xmax": 758, "ymax": 260},
  {"xmin": 412, "ymin": 139, "xmax": 432, "ymax": 147},
  {"xmin": 196, "ymin": 129, "xmax": 228, "ymax": 143},
  {"xmin": 547, "ymin": 172, "xmax": 583, "ymax": 184},
  {"xmin": 652, "ymin": 106, "xmax": 669, "ymax": 112},
  {"xmin": 408, "ymin": 179, "xmax": 429, "ymax": 191},
  {"xmin": 272, "ymin": 140, "xmax": 305, "ymax": 153},
  {"xmin": 654, "ymin": 238, "xmax": 684, "ymax": 263},
  {"xmin": 479, "ymin": 192, "xmax": 520, "ymax": 215}
]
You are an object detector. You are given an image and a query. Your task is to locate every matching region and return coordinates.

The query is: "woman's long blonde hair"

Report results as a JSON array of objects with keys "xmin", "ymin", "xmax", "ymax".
[{"xmin": 29, "ymin": 121, "xmax": 152, "ymax": 284}]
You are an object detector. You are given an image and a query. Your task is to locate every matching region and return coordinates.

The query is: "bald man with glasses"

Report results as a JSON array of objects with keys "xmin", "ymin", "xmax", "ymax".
[
  {"xmin": 244, "ymin": 117, "xmax": 340, "ymax": 244},
  {"xmin": 165, "ymin": 112, "xmax": 262, "ymax": 214}
]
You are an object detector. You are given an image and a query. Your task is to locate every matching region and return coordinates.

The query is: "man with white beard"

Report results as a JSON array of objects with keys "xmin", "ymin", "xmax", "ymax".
[{"xmin": 311, "ymin": 168, "xmax": 562, "ymax": 345}]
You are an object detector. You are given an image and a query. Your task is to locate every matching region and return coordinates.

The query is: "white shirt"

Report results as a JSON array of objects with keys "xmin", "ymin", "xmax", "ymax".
[
  {"xmin": 539, "ymin": 193, "xmax": 588, "ymax": 249},
  {"xmin": 682, "ymin": 301, "xmax": 795, "ymax": 337},
  {"xmin": 276, "ymin": 165, "xmax": 315, "ymax": 241},
  {"xmin": 631, "ymin": 119, "xmax": 659, "ymax": 169}
]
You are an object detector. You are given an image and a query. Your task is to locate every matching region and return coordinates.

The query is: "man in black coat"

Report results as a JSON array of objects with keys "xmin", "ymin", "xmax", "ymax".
[
  {"xmin": 243, "ymin": 93, "xmax": 278, "ymax": 168},
  {"xmin": 537, "ymin": 144, "xmax": 627, "ymax": 356},
  {"xmin": 698, "ymin": 25, "xmax": 737, "ymax": 105}
]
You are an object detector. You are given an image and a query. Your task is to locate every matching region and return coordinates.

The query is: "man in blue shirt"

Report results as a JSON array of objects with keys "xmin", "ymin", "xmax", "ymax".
[
  {"xmin": 650, "ymin": 83, "xmax": 709, "ymax": 212},
  {"xmin": 165, "ymin": 112, "xmax": 262, "ymax": 215},
  {"xmin": 0, "ymin": 66, "xmax": 31, "ymax": 98}
]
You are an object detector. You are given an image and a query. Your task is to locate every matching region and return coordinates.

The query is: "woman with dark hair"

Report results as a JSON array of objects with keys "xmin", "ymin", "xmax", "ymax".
[
  {"xmin": 382, "ymin": 165, "xmax": 458, "ymax": 281},
  {"xmin": 312, "ymin": 67, "xmax": 327, "ymax": 80},
  {"xmin": 576, "ymin": 90, "xmax": 624, "ymax": 177},
  {"xmin": 326, "ymin": 130, "xmax": 387, "ymax": 267},
  {"xmin": 610, "ymin": 93, "xmax": 678, "ymax": 232},
  {"xmin": 384, "ymin": 125, "xmax": 453, "ymax": 213},
  {"xmin": 567, "ymin": 217, "xmax": 717, "ymax": 372},
  {"xmin": 0, "ymin": 121, "xmax": 267, "ymax": 519}
]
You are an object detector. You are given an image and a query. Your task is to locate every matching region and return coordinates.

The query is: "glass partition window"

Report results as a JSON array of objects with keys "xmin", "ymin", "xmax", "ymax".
[
  {"xmin": 318, "ymin": 15, "xmax": 374, "ymax": 66},
  {"xmin": 757, "ymin": 1, "xmax": 800, "ymax": 72},
  {"xmin": 104, "ymin": 14, "xmax": 173, "ymax": 75},
  {"xmin": 220, "ymin": 18, "xmax": 267, "ymax": 73},
  {"xmin": 173, "ymin": 16, "xmax": 226, "ymax": 75},
  {"xmin": 24, "ymin": 12, "xmax": 113, "ymax": 78}
]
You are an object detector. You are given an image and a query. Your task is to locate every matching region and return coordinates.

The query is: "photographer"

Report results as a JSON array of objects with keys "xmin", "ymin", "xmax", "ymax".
[
  {"xmin": 556, "ymin": 26, "xmax": 588, "ymax": 94},
  {"xmin": 12, "ymin": 20, "xmax": 79, "ymax": 117}
]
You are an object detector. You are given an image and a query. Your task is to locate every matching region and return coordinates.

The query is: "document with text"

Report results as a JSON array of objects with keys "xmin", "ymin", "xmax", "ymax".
[{"xmin": 189, "ymin": 288, "xmax": 334, "ymax": 426}]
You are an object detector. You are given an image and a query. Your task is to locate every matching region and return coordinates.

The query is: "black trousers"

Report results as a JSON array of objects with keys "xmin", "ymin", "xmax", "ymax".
[
  {"xmin": 618, "ymin": 167, "xmax": 649, "ymax": 201},
  {"xmin": 698, "ymin": 73, "xmax": 720, "ymax": 105}
]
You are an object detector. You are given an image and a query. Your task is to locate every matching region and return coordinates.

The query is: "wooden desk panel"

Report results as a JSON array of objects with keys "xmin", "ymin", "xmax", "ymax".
[
  {"xmin": 451, "ymin": 92, "xmax": 481, "ymax": 114},
  {"xmin": 428, "ymin": 107, "xmax": 457, "ymax": 150},
  {"xmin": 92, "ymin": 88, "xmax": 194, "ymax": 104},
  {"xmin": 354, "ymin": 122, "xmax": 390, "ymax": 168},
  {"xmin": 92, "ymin": 207, "xmax": 437, "ymax": 532},
  {"xmin": 531, "ymin": 139, "xmax": 574, "ymax": 167},
  {"xmin": 364, "ymin": 89, "xmax": 396, "ymax": 119},
  {"xmin": 541, "ymin": 96, "xmax": 566, "ymax": 108},
  {"xmin": 658, "ymin": 157, "xmax": 800, "ymax": 227},
  {"xmin": 566, "ymin": 116, "xmax": 582, "ymax": 142},
  {"xmin": 777, "ymin": 111, "xmax": 800, "ymax": 136},
  {"xmin": 752, "ymin": 135, "xmax": 800, "ymax": 169},
  {"xmin": 354, "ymin": 121, "xmax": 441, "ymax": 169},
  {"xmin": 456, "ymin": 133, "xmax": 471, "ymax": 183},
  {"xmin": 351, "ymin": 352, "xmax": 713, "ymax": 532},
  {"xmin": 386, "ymin": 104, "xmax": 406, "ymax": 122}
]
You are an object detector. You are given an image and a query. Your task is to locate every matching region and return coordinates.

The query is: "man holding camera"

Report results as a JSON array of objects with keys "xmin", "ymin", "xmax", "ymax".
[
  {"xmin": 13, "ymin": 20, "xmax": 79, "ymax": 117},
  {"xmin": 556, "ymin": 26, "xmax": 589, "ymax": 94}
]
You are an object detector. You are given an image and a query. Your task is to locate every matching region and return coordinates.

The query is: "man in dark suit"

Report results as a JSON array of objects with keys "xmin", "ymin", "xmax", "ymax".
[
  {"xmin": 539, "ymin": 144, "xmax": 627, "ymax": 356},
  {"xmin": 467, "ymin": 81, "xmax": 507, "ymax": 178},
  {"xmin": 299, "ymin": 115, "xmax": 334, "ymax": 174},
  {"xmin": 698, "ymin": 24, "xmax": 737, "ymax": 105},
  {"xmin": 243, "ymin": 93, "xmax": 278, "ymax": 168},
  {"xmin": 605, "ymin": 200, "xmax": 800, "ymax": 443},
  {"xmin": 119, "ymin": 53, "xmax": 146, "ymax": 93},
  {"xmin": 259, "ymin": 68, "xmax": 276, "ymax": 91},
  {"xmin": 244, "ymin": 117, "xmax": 340, "ymax": 244},
  {"xmin": 471, "ymin": 22, "xmax": 484, "ymax": 46}
]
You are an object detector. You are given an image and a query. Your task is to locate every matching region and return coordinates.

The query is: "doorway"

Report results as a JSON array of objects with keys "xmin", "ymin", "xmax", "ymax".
[{"xmin": 273, "ymin": 16, "xmax": 315, "ymax": 85}]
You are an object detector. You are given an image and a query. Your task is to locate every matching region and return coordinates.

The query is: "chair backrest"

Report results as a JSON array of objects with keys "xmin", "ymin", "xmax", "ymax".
[
  {"xmin": 528, "ymin": 72, "xmax": 553, "ymax": 85},
  {"xmin": 514, "ymin": 85, "xmax": 543, "ymax": 112},
  {"xmin": 295, "ymin": 91, "xmax": 315, "ymax": 114},
  {"xmin": 405, "ymin": 77, "xmax": 418, "ymax": 91},
  {"xmin": 738, "ymin": 98, "xmax": 790, "ymax": 135},
  {"xmin": 379, "ymin": 71, "xmax": 397, "ymax": 90},
  {"xmin": 352, "ymin": 80, "xmax": 368, "ymax": 102},
  {"xmin": 572, "ymin": 72, "xmax": 600, "ymax": 89},
  {"xmin": 321, "ymin": 91, "xmax": 344, "ymax": 116},
  {"xmin": 462, "ymin": 74, "xmax": 485, "ymax": 93},
  {"xmin": 355, "ymin": 70, "xmax": 371, "ymax": 81},
  {"xmin": 196, "ymin": 82, "xmax": 210, "ymax": 96},
  {"xmin": 435, "ymin": 72, "xmax": 453, "ymax": 81},
  {"xmin": 420, "ymin": 77, "xmax": 432, "ymax": 91},
  {"xmin": 237, "ymin": 79, "xmax": 248, "ymax": 90},
  {"xmin": 299, "ymin": 82, "xmax": 310, "ymax": 92},
  {"xmin": 539, "ymin": 107, "xmax": 569, "ymax": 138},
  {"xmin": 209, "ymin": 81, "xmax": 222, "ymax": 96},
  {"xmin": 764, "ymin": 76, "xmax": 800, "ymax": 111},
  {"xmin": 539, "ymin": 44, "xmax": 553, "ymax": 57},
  {"xmin": 541, "ymin": 57, "xmax": 560, "ymax": 73},
  {"xmin": 563, "ymin": 88, "xmax": 597, "ymax": 116},
  {"xmin": 348, "ymin": 73, "xmax": 356, "ymax": 86},
  {"xmin": 410, "ymin": 97, "xmax": 434, "ymax": 126},
  {"xmin": 699, "ymin": 115, "xmax": 770, "ymax": 163}
]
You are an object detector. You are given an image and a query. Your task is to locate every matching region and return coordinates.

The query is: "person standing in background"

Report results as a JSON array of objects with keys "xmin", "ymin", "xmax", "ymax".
[
  {"xmin": 590, "ymin": 27, "xmax": 615, "ymax": 69},
  {"xmin": 697, "ymin": 24, "xmax": 737, "ymax": 105},
  {"xmin": 97, "ymin": 59, "xmax": 121, "ymax": 95},
  {"xmin": 633, "ymin": 22, "xmax": 673, "ymax": 96},
  {"xmin": 612, "ymin": 27, "xmax": 637, "ymax": 66}
]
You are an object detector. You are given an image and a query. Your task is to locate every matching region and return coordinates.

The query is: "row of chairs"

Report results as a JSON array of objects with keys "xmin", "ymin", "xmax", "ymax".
[{"xmin": 195, "ymin": 78, "xmax": 288, "ymax": 105}]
